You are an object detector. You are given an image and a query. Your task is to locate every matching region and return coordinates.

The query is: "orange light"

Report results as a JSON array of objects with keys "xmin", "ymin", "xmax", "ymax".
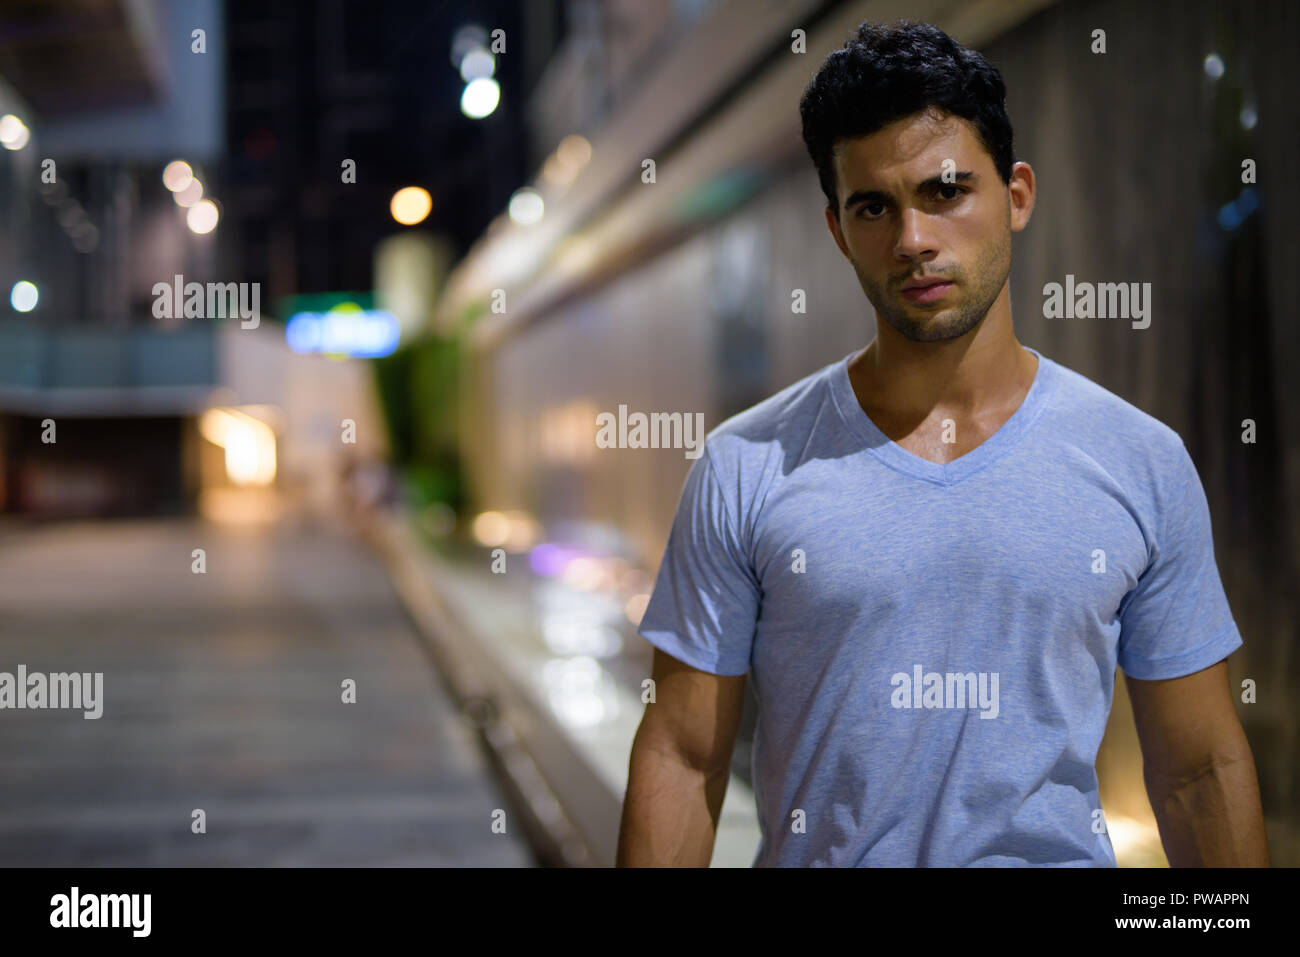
[{"xmin": 390, "ymin": 186, "xmax": 432, "ymax": 225}]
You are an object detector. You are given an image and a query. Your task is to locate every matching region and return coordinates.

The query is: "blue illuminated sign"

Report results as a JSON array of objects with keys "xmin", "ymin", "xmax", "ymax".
[{"xmin": 285, "ymin": 307, "xmax": 400, "ymax": 357}]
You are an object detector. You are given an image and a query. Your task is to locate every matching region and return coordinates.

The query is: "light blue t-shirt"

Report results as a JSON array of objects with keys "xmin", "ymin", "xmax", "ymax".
[{"xmin": 637, "ymin": 346, "xmax": 1243, "ymax": 867}]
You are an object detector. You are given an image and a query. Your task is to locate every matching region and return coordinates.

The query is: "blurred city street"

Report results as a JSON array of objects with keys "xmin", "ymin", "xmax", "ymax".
[
  {"xmin": 0, "ymin": 0, "xmax": 1293, "ymax": 874},
  {"xmin": 0, "ymin": 513, "xmax": 533, "ymax": 866}
]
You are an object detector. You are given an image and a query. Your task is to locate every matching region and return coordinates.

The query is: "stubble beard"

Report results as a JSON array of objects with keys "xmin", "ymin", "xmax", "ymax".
[{"xmin": 859, "ymin": 226, "xmax": 1011, "ymax": 344}]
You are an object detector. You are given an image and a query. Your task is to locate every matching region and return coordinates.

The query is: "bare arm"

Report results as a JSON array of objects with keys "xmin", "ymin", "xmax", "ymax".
[
  {"xmin": 616, "ymin": 648, "xmax": 747, "ymax": 867},
  {"xmin": 1125, "ymin": 660, "xmax": 1269, "ymax": 866}
]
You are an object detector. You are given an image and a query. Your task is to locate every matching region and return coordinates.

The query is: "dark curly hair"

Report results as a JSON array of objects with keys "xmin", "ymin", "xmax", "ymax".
[{"xmin": 800, "ymin": 20, "xmax": 1015, "ymax": 217}]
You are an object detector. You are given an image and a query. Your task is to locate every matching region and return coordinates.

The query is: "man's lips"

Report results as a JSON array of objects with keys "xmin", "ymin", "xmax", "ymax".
[
  {"xmin": 900, "ymin": 277, "xmax": 952, "ymax": 290},
  {"xmin": 900, "ymin": 279, "xmax": 955, "ymax": 302}
]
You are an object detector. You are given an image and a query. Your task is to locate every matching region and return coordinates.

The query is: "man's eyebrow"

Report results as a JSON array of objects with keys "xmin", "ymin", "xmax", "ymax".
[{"xmin": 842, "ymin": 171, "xmax": 977, "ymax": 211}]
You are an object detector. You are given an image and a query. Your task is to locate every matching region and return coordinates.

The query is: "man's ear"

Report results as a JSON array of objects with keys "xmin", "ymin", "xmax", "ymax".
[
  {"xmin": 824, "ymin": 204, "xmax": 850, "ymax": 259},
  {"xmin": 1008, "ymin": 161, "xmax": 1035, "ymax": 233}
]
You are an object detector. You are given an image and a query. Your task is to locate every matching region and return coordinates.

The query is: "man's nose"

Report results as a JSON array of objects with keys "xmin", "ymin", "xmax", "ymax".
[{"xmin": 894, "ymin": 207, "xmax": 938, "ymax": 260}]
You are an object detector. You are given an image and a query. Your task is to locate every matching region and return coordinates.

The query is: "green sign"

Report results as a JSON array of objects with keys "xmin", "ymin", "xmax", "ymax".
[{"xmin": 274, "ymin": 291, "xmax": 374, "ymax": 322}]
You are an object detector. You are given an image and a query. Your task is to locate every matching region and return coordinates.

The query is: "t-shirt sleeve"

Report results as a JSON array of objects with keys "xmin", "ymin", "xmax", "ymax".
[
  {"xmin": 1116, "ymin": 439, "xmax": 1243, "ymax": 680},
  {"xmin": 636, "ymin": 446, "xmax": 760, "ymax": 676}
]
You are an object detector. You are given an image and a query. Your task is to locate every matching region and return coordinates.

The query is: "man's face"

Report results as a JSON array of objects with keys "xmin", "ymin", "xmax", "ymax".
[{"xmin": 826, "ymin": 109, "xmax": 1018, "ymax": 343}]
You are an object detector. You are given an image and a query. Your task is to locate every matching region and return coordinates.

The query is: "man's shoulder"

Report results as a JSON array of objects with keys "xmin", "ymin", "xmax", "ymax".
[
  {"xmin": 1038, "ymin": 355, "xmax": 1206, "ymax": 525},
  {"xmin": 701, "ymin": 355, "xmax": 844, "ymax": 471},
  {"xmin": 1044, "ymin": 355, "xmax": 1185, "ymax": 457}
]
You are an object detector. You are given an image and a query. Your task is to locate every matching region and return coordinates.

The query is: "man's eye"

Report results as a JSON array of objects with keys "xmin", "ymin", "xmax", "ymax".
[
  {"xmin": 859, "ymin": 203, "xmax": 885, "ymax": 218},
  {"xmin": 938, "ymin": 185, "xmax": 964, "ymax": 200}
]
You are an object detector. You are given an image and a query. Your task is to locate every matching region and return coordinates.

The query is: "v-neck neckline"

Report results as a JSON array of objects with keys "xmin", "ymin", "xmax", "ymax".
[{"xmin": 828, "ymin": 345, "xmax": 1058, "ymax": 487}]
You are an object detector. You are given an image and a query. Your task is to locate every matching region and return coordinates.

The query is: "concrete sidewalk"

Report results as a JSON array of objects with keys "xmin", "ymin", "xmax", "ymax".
[
  {"xmin": 0, "ymin": 516, "xmax": 535, "ymax": 866},
  {"xmin": 362, "ymin": 508, "xmax": 762, "ymax": 867}
]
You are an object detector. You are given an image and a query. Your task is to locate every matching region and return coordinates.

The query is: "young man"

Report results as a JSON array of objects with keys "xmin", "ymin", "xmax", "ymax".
[{"xmin": 617, "ymin": 20, "xmax": 1269, "ymax": 867}]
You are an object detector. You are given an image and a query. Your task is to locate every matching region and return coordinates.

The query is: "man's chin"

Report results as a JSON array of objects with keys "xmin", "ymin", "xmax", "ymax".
[{"xmin": 886, "ymin": 313, "xmax": 979, "ymax": 344}]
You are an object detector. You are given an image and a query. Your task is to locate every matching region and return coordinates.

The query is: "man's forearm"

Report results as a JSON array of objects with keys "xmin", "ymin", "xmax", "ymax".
[
  {"xmin": 617, "ymin": 742, "xmax": 730, "ymax": 867},
  {"xmin": 1145, "ymin": 750, "xmax": 1270, "ymax": 866}
]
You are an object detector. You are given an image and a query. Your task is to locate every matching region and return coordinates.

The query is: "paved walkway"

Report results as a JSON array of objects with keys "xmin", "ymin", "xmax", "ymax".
[{"xmin": 0, "ymin": 516, "xmax": 534, "ymax": 866}]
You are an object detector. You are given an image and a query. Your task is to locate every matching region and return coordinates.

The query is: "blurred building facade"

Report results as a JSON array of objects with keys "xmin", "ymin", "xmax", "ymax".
[
  {"xmin": 0, "ymin": 0, "xmax": 545, "ymax": 518},
  {"xmin": 0, "ymin": 0, "xmax": 225, "ymax": 515}
]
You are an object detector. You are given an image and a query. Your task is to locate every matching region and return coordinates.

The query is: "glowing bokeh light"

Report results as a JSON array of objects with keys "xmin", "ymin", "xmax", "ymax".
[
  {"xmin": 460, "ymin": 77, "xmax": 500, "ymax": 119},
  {"xmin": 390, "ymin": 186, "xmax": 432, "ymax": 225},
  {"xmin": 174, "ymin": 178, "xmax": 204, "ymax": 207},
  {"xmin": 162, "ymin": 160, "xmax": 194, "ymax": 191},
  {"xmin": 10, "ymin": 281, "xmax": 38, "ymax": 312},
  {"xmin": 508, "ymin": 188, "xmax": 544, "ymax": 225},
  {"xmin": 187, "ymin": 199, "xmax": 219, "ymax": 234}
]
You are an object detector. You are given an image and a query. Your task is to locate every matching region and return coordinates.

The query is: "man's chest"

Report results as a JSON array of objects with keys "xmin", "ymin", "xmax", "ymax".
[
  {"xmin": 747, "ymin": 456, "xmax": 1151, "ymax": 644},
  {"xmin": 862, "ymin": 409, "xmax": 1010, "ymax": 465}
]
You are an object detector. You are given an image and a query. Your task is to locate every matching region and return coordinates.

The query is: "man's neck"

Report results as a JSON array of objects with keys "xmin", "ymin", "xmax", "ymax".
[{"xmin": 849, "ymin": 301, "xmax": 1035, "ymax": 418}]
